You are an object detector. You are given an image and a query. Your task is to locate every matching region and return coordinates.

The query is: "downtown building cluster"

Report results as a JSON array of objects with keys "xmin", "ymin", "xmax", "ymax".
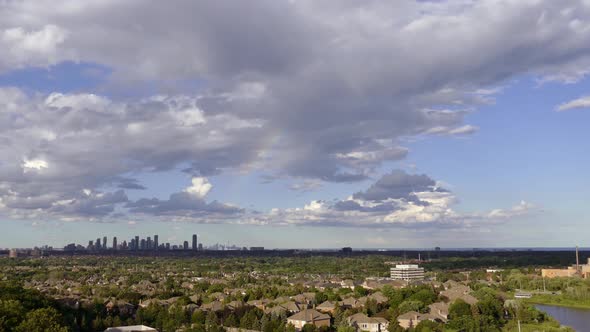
[{"xmin": 84, "ymin": 234, "xmax": 202, "ymax": 251}]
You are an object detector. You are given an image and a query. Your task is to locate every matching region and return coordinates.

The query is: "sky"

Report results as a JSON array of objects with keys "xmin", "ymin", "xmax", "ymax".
[{"xmin": 1, "ymin": 0, "xmax": 590, "ymax": 249}]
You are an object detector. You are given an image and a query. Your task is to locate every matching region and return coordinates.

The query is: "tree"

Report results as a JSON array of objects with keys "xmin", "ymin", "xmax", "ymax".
[
  {"xmin": 449, "ymin": 299, "xmax": 472, "ymax": 319},
  {"xmin": 302, "ymin": 323, "xmax": 318, "ymax": 332},
  {"xmin": 15, "ymin": 308, "xmax": 69, "ymax": 332},
  {"xmin": 398, "ymin": 300, "xmax": 425, "ymax": 314},
  {"xmin": 387, "ymin": 321, "xmax": 404, "ymax": 332},
  {"xmin": 414, "ymin": 320, "xmax": 444, "ymax": 332}
]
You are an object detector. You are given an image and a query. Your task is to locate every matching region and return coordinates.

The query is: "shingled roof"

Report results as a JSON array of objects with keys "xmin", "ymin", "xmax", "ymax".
[{"xmin": 287, "ymin": 309, "xmax": 330, "ymax": 322}]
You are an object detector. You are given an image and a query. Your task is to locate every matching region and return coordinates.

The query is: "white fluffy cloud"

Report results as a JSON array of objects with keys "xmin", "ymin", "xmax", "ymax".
[
  {"xmin": 185, "ymin": 177, "xmax": 212, "ymax": 199},
  {"xmin": 0, "ymin": 24, "xmax": 68, "ymax": 71},
  {"xmin": 556, "ymin": 95, "xmax": 590, "ymax": 111}
]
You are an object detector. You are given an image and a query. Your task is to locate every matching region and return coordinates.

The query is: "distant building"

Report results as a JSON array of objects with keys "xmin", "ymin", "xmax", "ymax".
[
  {"xmin": 390, "ymin": 264, "xmax": 425, "ymax": 281},
  {"xmin": 541, "ymin": 267, "xmax": 578, "ymax": 278},
  {"xmin": 192, "ymin": 234, "xmax": 197, "ymax": 250},
  {"xmin": 183, "ymin": 241, "xmax": 189, "ymax": 250},
  {"xmin": 103, "ymin": 236, "xmax": 107, "ymax": 249},
  {"xmin": 250, "ymin": 247, "xmax": 265, "ymax": 251},
  {"xmin": 8, "ymin": 249, "xmax": 18, "ymax": 258},
  {"xmin": 104, "ymin": 325, "xmax": 158, "ymax": 332},
  {"xmin": 341, "ymin": 247, "xmax": 353, "ymax": 253},
  {"xmin": 113, "ymin": 237, "xmax": 117, "ymax": 250},
  {"xmin": 198, "ymin": 243, "xmax": 203, "ymax": 251},
  {"xmin": 154, "ymin": 235, "xmax": 158, "ymax": 250}
]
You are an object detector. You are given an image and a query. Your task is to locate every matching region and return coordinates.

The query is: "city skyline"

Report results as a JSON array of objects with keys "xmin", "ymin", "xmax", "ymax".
[{"xmin": 1, "ymin": 1, "xmax": 590, "ymax": 248}]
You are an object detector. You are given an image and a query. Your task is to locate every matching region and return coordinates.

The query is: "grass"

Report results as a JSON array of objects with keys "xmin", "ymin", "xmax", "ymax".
[{"xmin": 526, "ymin": 294, "xmax": 590, "ymax": 310}]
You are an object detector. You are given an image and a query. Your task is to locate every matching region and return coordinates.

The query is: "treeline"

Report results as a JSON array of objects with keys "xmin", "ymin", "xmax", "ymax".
[{"xmin": 0, "ymin": 282, "xmax": 72, "ymax": 331}]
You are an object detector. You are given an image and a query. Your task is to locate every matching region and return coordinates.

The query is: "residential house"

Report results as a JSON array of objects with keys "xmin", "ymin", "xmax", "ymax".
[
  {"xmin": 316, "ymin": 300, "xmax": 337, "ymax": 313},
  {"xmin": 287, "ymin": 309, "xmax": 331, "ymax": 330},
  {"xmin": 427, "ymin": 302, "xmax": 449, "ymax": 322},
  {"xmin": 339, "ymin": 297, "xmax": 362, "ymax": 309},
  {"xmin": 440, "ymin": 283, "xmax": 478, "ymax": 305},
  {"xmin": 347, "ymin": 313, "xmax": 389, "ymax": 332},
  {"xmin": 200, "ymin": 300, "xmax": 224, "ymax": 312},
  {"xmin": 397, "ymin": 311, "xmax": 437, "ymax": 329}
]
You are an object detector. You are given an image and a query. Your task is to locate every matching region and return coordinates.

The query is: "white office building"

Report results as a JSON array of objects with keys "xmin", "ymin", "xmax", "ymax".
[{"xmin": 390, "ymin": 264, "xmax": 425, "ymax": 281}]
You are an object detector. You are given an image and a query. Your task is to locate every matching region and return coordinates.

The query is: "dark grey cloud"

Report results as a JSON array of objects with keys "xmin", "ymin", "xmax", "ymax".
[
  {"xmin": 116, "ymin": 178, "xmax": 147, "ymax": 190},
  {"xmin": 48, "ymin": 190, "xmax": 128, "ymax": 217},
  {"xmin": 127, "ymin": 192, "xmax": 242, "ymax": 217},
  {"xmin": 353, "ymin": 170, "xmax": 442, "ymax": 201}
]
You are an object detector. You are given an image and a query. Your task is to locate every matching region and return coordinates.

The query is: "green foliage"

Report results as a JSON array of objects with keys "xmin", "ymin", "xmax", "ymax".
[
  {"xmin": 14, "ymin": 307, "xmax": 69, "ymax": 332},
  {"xmin": 302, "ymin": 323, "xmax": 318, "ymax": 332},
  {"xmin": 449, "ymin": 299, "xmax": 472, "ymax": 319},
  {"xmin": 414, "ymin": 320, "xmax": 444, "ymax": 332},
  {"xmin": 398, "ymin": 300, "xmax": 425, "ymax": 313}
]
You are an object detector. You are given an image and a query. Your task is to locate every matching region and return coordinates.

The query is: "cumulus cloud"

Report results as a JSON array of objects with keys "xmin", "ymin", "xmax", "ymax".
[
  {"xmin": 0, "ymin": 89, "xmax": 263, "ymax": 221},
  {"xmin": 0, "ymin": 0, "xmax": 589, "ymax": 184},
  {"xmin": 0, "ymin": 0, "xmax": 585, "ymax": 223},
  {"xmin": 556, "ymin": 95, "xmax": 590, "ymax": 111},
  {"xmin": 184, "ymin": 177, "xmax": 212, "ymax": 199},
  {"xmin": 247, "ymin": 170, "xmax": 536, "ymax": 228},
  {"xmin": 0, "ymin": 24, "xmax": 68, "ymax": 71},
  {"xmin": 126, "ymin": 177, "xmax": 242, "ymax": 218}
]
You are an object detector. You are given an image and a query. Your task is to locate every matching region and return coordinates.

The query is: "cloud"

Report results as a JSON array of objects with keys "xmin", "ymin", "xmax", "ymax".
[
  {"xmin": 248, "ymin": 170, "xmax": 536, "ymax": 229},
  {"xmin": 184, "ymin": 177, "xmax": 212, "ymax": 199},
  {"xmin": 353, "ymin": 170, "xmax": 443, "ymax": 201},
  {"xmin": 22, "ymin": 158, "xmax": 48, "ymax": 172},
  {"xmin": 0, "ymin": 1, "xmax": 586, "ymax": 223},
  {"xmin": 0, "ymin": 0, "xmax": 588, "ymax": 185},
  {"xmin": 556, "ymin": 95, "xmax": 590, "ymax": 111},
  {"xmin": 288, "ymin": 179, "xmax": 323, "ymax": 192},
  {"xmin": 0, "ymin": 24, "xmax": 68, "ymax": 71},
  {"xmin": 0, "ymin": 89, "xmax": 263, "ymax": 221},
  {"xmin": 126, "ymin": 177, "xmax": 242, "ymax": 218}
]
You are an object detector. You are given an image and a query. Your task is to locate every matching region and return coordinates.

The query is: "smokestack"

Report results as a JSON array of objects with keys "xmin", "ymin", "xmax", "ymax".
[{"xmin": 576, "ymin": 246, "xmax": 580, "ymax": 272}]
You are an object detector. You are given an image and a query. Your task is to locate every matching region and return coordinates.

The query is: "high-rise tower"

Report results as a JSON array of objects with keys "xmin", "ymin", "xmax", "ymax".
[{"xmin": 192, "ymin": 234, "xmax": 197, "ymax": 250}]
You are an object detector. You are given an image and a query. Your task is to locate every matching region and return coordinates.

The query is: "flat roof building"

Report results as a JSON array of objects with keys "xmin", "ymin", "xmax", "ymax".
[{"xmin": 390, "ymin": 264, "xmax": 425, "ymax": 281}]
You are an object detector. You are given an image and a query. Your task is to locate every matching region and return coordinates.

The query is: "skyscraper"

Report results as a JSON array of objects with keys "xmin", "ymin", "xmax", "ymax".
[
  {"xmin": 192, "ymin": 234, "xmax": 197, "ymax": 250},
  {"xmin": 183, "ymin": 241, "xmax": 189, "ymax": 250},
  {"xmin": 113, "ymin": 236, "xmax": 117, "ymax": 250},
  {"xmin": 135, "ymin": 236, "xmax": 140, "ymax": 250},
  {"xmin": 154, "ymin": 235, "xmax": 159, "ymax": 250},
  {"xmin": 103, "ymin": 236, "xmax": 107, "ymax": 250},
  {"xmin": 147, "ymin": 236, "xmax": 152, "ymax": 250},
  {"xmin": 96, "ymin": 238, "xmax": 101, "ymax": 250}
]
